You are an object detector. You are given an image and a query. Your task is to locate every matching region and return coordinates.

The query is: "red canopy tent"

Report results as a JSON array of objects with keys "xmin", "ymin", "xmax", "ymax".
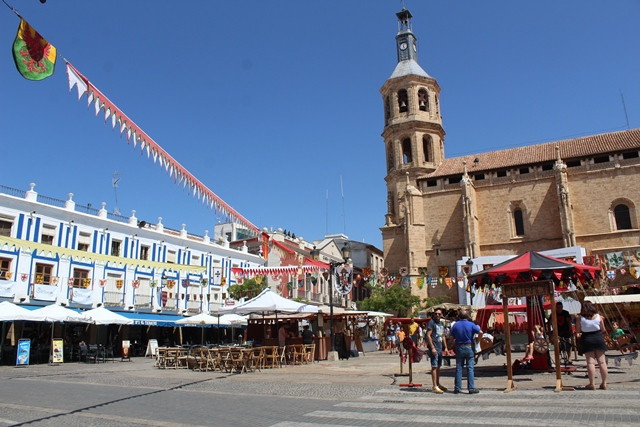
[
  {"xmin": 466, "ymin": 251, "xmax": 601, "ymax": 392},
  {"xmin": 467, "ymin": 251, "xmax": 600, "ymax": 288}
]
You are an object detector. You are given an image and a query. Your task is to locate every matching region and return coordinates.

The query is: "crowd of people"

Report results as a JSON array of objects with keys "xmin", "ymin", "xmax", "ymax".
[{"xmin": 383, "ymin": 300, "xmax": 615, "ymax": 394}]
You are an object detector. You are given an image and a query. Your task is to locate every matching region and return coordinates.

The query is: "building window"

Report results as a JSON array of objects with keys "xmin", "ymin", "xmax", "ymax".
[
  {"xmin": 423, "ymin": 135, "xmax": 431, "ymax": 162},
  {"xmin": 77, "ymin": 231, "xmax": 90, "ymax": 252},
  {"xmin": 593, "ymin": 155, "xmax": 610, "ymax": 164},
  {"xmin": 140, "ymin": 245, "xmax": 150, "ymax": 260},
  {"xmin": 613, "ymin": 204, "xmax": 632, "ymax": 230},
  {"xmin": 0, "ymin": 257, "xmax": 12, "ymax": 279},
  {"xmin": 497, "ymin": 170, "xmax": 508, "ymax": 178},
  {"xmin": 386, "ymin": 143, "xmax": 395, "ymax": 172},
  {"xmin": 448, "ymin": 175, "xmax": 462, "ymax": 184},
  {"xmin": 427, "ymin": 180, "xmax": 437, "ymax": 187},
  {"xmin": 519, "ymin": 167, "xmax": 530, "ymax": 175},
  {"xmin": 513, "ymin": 208, "xmax": 525, "ymax": 236},
  {"xmin": 398, "ymin": 89, "xmax": 408, "ymax": 113},
  {"xmin": 71, "ymin": 268, "xmax": 90, "ymax": 288},
  {"xmin": 622, "ymin": 151, "xmax": 639, "ymax": 160},
  {"xmin": 167, "ymin": 250, "xmax": 176, "ymax": 264},
  {"xmin": 418, "ymin": 88, "xmax": 429, "ymax": 111},
  {"xmin": 402, "ymin": 138, "xmax": 412, "ymax": 164},
  {"xmin": 111, "ymin": 240, "xmax": 121, "ymax": 257},
  {"xmin": 41, "ymin": 224, "xmax": 56, "ymax": 245},
  {"xmin": 0, "ymin": 217, "xmax": 13, "ymax": 237},
  {"xmin": 384, "ymin": 96, "xmax": 390, "ymax": 124},
  {"xmin": 474, "ymin": 174, "xmax": 485, "ymax": 181},
  {"xmin": 566, "ymin": 160, "xmax": 581, "ymax": 167},
  {"xmin": 35, "ymin": 263, "xmax": 53, "ymax": 285}
]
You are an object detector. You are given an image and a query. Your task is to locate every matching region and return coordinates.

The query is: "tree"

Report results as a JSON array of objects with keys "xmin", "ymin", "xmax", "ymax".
[
  {"xmin": 227, "ymin": 278, "xmax": 267, "ymax": 300},
  {"xmin": 358, "ymin": 283, "xmax": 421, "ymax": 317}
]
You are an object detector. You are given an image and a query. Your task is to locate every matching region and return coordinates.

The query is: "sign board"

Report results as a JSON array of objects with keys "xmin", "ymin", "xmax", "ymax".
[
  {"xmin": 122, "ymin": 340, "xmax": 131, "ymax": 361},
  {"xmin": 52, "ymin": 339, "xmax": 64, "ymax": 364},
  {"xmin": 16, "ymin": 338, "xmax": 30, "ymax": 366},
  {"xmin": 145, "ymin": 339, "xmax": 158, "ymax": 357}
]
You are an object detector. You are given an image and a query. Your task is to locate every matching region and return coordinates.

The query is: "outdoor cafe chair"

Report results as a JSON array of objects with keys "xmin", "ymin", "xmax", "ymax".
[
  {"xmin": 217, "ymin": 347, "xmax": 232, "ymax": 372},
  {"xmin": 262, "ymin": 346, "xmax": 278, "ymax": 369},
  {"xmin": 278, "ymin": 346, "xmax": 288, "ymax": 367},
  {"xmin": 303, "ymin": 344, "xmax": 316, "ymax": 364},
  {"xmin": 228, "ymin": 348, "xmax": 246, "ymax": 373},
  {"xmin": 291, "ymin": 344, "xmax": 305, "ymax": 365},
  {"xmin": 250, "ymin": 347, "xmax": 264, "ymax": 371}
]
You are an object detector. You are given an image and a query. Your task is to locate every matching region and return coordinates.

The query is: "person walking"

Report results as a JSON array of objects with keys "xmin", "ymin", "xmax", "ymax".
[
  {"xmin": 426, "ymin": 310, "xmax": 449, "ymax": 394},
  {"xmin": 555, "ymin": 301, "xmax": 574, "ymax": 364},
  {"xmin": 450, "ymin": 310, "xmax": 481, "ymax": 394},
  {"xmin": 576, "ymin": 300, "xmax": 608, "ymax": 390},
  {"xmin": 408, "ymin": 318, "xmax": 419, "ymax": 345}
]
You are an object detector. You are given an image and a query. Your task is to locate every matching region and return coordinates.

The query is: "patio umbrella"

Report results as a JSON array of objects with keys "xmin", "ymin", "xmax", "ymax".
[
  {"xmin": 221, "ymin": 288, "xmax": 319, "ymax": 315},
  {"xmin": 84, "ymin": 306, "xmax": 133, "ymax": 325},
  {"xmin": 176, "ymin": 312, "xmax": 219, "ymax": 345},
  {"xmin": 0, "ymin": 301, "xmax": 33, "ymax": 321},
  {"xmin": 30, "ymin": 304, "xmax": 89, "ymax": 364}
]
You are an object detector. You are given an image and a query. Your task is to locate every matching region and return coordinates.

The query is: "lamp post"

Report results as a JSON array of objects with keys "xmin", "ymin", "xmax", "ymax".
[
  {"xmin": 464, "ymin": 258, "xmax": 474, "ymax": 304},
  {"xmin": 311, "ymin": 243, "xmax": 350, "ymax": 356}
]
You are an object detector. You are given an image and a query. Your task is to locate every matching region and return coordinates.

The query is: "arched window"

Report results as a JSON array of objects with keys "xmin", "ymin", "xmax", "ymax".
[
  {"xmin": 398, "ymin": 89, "xmax": 408, "ymax": 113},
  {"xmin": 422, "ymin": 135, "xmax": 431, "ymax": 162},
  {"xmin": 418, "ymin": 88, "xmax": 429, "ymax": 111},
  {"xmin": 513, "ymin": 208, "xmax": 525, "ymax": 236},
  {"xmin": 402, "ymin": 138, "xmax": 412, "ymax": 164},
  {"xmin": 614, "ymin": 204, "xmax": 632, "ymax": 230},
  {"xmin": 384, "ymin": 96, "xmax": 390, "ymax": 124},
  {"xmin": 386, "ymin": 143, "xmax": 395, "ymax": 172}
]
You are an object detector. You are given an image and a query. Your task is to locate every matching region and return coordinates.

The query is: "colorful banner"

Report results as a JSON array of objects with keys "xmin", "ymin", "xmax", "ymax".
[
  {"xmin": 12, "ymin": 19, "xmax": 56, "ymax": 80},
  {"xmin": 52, "ymin": 339, "xmax": 64, "ymax": 364},
  {"xmin": 16, "ymin": 339, "xmax": 30, "ymax": 366}
]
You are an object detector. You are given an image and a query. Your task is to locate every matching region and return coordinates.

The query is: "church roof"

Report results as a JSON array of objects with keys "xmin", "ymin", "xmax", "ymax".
[
  {"xmin": 421, "ymin": 128, "xmax": 640, "ymax": 179},
  {"xmin": 389, "ymin": 59, "xmax": 431, "ymax": 80}
]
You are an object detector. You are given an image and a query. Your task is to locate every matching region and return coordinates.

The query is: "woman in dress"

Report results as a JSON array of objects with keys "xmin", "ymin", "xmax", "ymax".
[{"xmin": 576, "ymin": 300, "xmax": 608, "ymax": 390}]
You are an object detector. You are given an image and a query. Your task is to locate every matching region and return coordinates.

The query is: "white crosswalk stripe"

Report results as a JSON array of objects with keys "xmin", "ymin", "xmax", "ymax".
[{"xmin": 272, "ymin": 387, "xmax": 640, "ymax": 426}]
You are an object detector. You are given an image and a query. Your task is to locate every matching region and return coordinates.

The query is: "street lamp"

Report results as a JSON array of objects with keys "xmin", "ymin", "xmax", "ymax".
[{"xmin": 310, "ymin": 242, "xmax": 351, "ymax": 354}]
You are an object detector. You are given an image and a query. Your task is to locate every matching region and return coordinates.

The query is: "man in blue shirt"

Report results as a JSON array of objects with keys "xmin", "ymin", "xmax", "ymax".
[{"xmin": 450, "ymin": 310, "xmax": 482, "ymax": 394}]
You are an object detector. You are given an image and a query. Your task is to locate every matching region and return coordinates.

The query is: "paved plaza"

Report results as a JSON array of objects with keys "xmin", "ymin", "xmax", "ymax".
[{"xmin": 0, "ymin": 349, "xmax": 638, "ymax": 426}]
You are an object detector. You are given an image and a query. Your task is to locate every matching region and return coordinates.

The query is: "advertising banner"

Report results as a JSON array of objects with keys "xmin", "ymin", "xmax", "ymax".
[
  {"xmin": 52, "ymin": 339, "xmax": 64, "ymax": 363},
  {"xmin": 16, "ymin": 338, "xmax": 30, "ymax": 366}
]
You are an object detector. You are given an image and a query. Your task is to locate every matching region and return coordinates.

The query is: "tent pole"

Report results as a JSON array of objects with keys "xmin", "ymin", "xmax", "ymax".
[
  {"xmin": 550, "ymin": 296, "xmax": 564, "ymax": 392},
  {"xmin": 503, "ymin": 296, "xmax": 515, "ymax": 392}
]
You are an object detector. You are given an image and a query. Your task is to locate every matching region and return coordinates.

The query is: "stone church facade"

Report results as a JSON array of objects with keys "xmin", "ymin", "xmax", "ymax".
[{"xmin": 380, "ymin": 9, "xmax": 640, "ymax": 302}]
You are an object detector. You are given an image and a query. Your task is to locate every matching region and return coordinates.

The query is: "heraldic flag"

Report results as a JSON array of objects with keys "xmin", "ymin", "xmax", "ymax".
[{"xmin": 12, "ymin": 19, "xmax": 56, "ymax": 81}]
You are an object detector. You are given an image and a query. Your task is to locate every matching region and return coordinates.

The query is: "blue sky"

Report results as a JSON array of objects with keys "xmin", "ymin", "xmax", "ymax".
[{"xmin": 1, "ymin": 1, "xmax": 639, "ymax": 249}]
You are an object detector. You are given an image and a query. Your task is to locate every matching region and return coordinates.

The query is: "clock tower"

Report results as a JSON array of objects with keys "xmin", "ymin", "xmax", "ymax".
[{"xmin": 380, "ymin": 7, "xmax": 445, "ymax": 282}]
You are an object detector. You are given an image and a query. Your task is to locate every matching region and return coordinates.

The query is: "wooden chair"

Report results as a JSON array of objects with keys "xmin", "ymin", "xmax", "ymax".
[
  {"xmin": 303, "ymin": 344, "xmax": 316, "ymax": 364},
  {"xmin": 156, "ymin": 347, "xmax": 167, "ymax": 368},
  {"xmin": 228, "ymin": 348, "xmax": 246, "ymax": 373},
  {"xmin": 217, "ymin": 347, "xmax": 232, "ymax": 372},
  {"xmin": 242, "ymin": 348, "xmax": 256, "ymax": 373},
  {"xmin": 262, "ymin": 346, "xmax": 278, "ymax": 369},
  {"xmin": 292, "ymin": 344, "xmax": 305, "ymax": 365},
  {"xmin": 251, "ymin": 347, "xmax": 264, "ymax": 371}
]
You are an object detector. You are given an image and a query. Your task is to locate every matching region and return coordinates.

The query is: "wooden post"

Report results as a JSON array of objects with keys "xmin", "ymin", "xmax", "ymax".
[
  {"xmin": 550, "ymin": 297, "xmax": 564, "ymax": 392},
  {"xmin": 503, "ymin": 297, "xmax": 515, "ymax": 392}
]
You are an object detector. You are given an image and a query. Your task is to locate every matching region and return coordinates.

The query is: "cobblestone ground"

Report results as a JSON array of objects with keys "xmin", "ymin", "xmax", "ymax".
[{"xmin": 0, "ymin": 350, "xmax": 638, "ymax": 426}]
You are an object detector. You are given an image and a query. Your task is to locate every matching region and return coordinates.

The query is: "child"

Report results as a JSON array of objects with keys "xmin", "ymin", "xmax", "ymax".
[
  {"xmin": 610, "ymin": 321, "xmax": 625, "ymax": 340},
  {"xmin": 523, "ymin": 324, "xmax": 545, "ymax": 361}
]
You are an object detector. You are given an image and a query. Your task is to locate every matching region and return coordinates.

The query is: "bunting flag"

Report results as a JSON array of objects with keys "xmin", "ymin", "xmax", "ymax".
[
  {"xmin": 416, "ymin": 276, "xmax": 424, "ymax": 290},
  {"xmin": 65, "ymin": 62, "xmax": 259, "ymax": 234},
  {"xmin": 12, "ymin": 19, "xmax": 56, "ymax": 80}
]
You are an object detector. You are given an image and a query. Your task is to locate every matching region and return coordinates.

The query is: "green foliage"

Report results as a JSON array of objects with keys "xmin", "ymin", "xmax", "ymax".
[
  {"xmin": 422, "ymin": 296, "xmax": 449, "ymax": 310},
  {"xmin": 227, "ymin": 278, "xmax": 267, "ymax": 300},
  {"xmin": 358, "ymin": 283, "xmax": 421, "ymax": 317}
]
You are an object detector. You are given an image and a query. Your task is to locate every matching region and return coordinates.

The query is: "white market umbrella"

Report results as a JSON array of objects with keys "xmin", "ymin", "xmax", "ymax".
[
  {"xmin": 84, "ymin": 306, "xmax": 133, "ymax": 325},
  {"xmin": 175, "ymin": 312, "xmax": 218, "ymax": 326},
  {"xmin": 176, "ymin": 312, "xmax": 219, "ymax": 345},
  {"xmin": 30, "ymin": 304, "xmax": 89, "ymax": 323},
  {"xmin": 218, "ymin": 313, "xmax": 247, "ymax": 326},
  {"xmin": 221, "ymin": 288, "xmax": 319, "ymax": 315},
  {"xmin": 0, "ymin": 301, "xmax": 33, "ymax": 321}
]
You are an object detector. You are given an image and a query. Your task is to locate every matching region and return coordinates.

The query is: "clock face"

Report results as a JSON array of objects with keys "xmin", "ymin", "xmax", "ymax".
[{"xmin": 400, "ymin": 42, "xmax": 408, "ymax": 51}]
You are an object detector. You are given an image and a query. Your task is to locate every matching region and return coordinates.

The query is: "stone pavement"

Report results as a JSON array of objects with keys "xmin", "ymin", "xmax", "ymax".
[{"xmin": 0, "ymin": 349, "xmax": 639, "ymax": 426}]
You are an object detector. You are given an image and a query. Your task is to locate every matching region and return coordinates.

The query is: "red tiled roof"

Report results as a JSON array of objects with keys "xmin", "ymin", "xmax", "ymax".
[{"xmin": 420, "ymin": 128, "xmax": 640, "ymax": 179}]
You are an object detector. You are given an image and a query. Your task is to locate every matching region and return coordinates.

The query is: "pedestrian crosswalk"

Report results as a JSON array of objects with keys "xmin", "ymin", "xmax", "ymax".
[{"xmin": 272, "ymin": 387, "xmax": 640, "ymax": 426}]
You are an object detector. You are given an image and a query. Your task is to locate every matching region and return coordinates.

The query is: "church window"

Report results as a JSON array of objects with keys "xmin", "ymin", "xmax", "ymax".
[
  {"xmin": 474, "ymin": 174, "xmax": 485, "ymax": 181},
  {"xmin": 513, "ymin": 208, "xmax": 525, "ymax": 236},
  {"xmin": 384, "ymin": 96, "xmax": 390, "ymax": 124},
  {"xmin": 386, "ymin": 143, "xmax": 395, "ymax": 171},
  {"xmin": 398, "ymin": 89, "xmax": 408, "ymax": 113},
  {"xmin": 613, "ymin": 204, "xmax": 632, "ymax": 230},
  {"xmin": 566, "ymin": 160, "xmax": 581, "ymax": 167},
  {"xmin": 402, "ymin": 138, "xmax": 412, "ymax": 164},
  {"xmin": 622, "ymin": 151, "xmax": 639, "ymax": 159},
  {"xmin": 422, "ymin": 135, "xmax": 431, "ymax": 162},
  {"xmin": 427, "ymin": 180, "xmax": 437, "ymax": 187},
  {"xmin": 418, "ymin": 88, "xmax": 429, "ymax": 111}
]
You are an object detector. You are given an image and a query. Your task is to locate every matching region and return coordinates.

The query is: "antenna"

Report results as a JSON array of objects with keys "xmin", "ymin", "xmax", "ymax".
[
  {"xmin": 620, "ymin": 90, "xmax": 630, "ymax": 130},
  {"xmin": 112, "ymin": 171, "xmax": 121, "ymax": 216},
  {"xmin": 325, "ymin": 189, "xmax": 329, "ymax": 236},
  {"xmin": 340, "ymin": 175, "xmax": 346, "ymax": 235}
]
